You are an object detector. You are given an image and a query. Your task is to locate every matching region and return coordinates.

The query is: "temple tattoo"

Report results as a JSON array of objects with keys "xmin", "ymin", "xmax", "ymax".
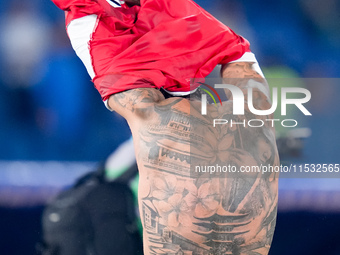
[{"xmin": 111, "ymin": 62, "xmax": 279, "ymax": 255}]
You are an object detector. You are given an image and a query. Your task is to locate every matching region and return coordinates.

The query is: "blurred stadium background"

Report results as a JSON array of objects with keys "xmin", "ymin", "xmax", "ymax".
[{"xmin": 0, "ymin": 0, "xmax": 340, "ymax": 254}]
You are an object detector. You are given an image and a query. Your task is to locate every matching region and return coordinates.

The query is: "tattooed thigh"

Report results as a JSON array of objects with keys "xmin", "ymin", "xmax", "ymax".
[{"xmin": 131, "ymin": 95, "xmax": 279, "ymax": 255}]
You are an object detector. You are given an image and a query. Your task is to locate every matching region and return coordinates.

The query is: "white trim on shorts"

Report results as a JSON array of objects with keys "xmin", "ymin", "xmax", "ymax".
[
  {"xmin": 162, "ymin": 88, "xmax": 199, "ymax": 97},
  {"xmin": 104, "ymin": 100, "xmax": 112, "ymax": 110},
  {"xmin": 67, "ymin": 14, "xmax": 98, "ymax": 80},
  {"xmin": 229, "ymin": 51, "xmax": 256, "ymax": 63}
]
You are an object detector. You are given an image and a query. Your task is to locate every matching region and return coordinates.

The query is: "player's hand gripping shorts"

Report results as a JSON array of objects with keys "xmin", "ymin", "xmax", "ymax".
[{"xmin": 52, "ymin": 0, "xmax": 258, "ymax": 104}]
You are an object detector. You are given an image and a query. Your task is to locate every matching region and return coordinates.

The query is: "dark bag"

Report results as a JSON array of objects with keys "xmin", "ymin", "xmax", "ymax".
[{"xmin": 38, "ymin": 164, "xmax": 142, "ymax": 255}]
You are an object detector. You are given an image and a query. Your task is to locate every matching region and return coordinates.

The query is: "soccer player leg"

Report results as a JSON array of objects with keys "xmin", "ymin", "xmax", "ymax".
[
  {"xmin": 109, "ymin": 90, "xmax": 200, "ymax": 254},
  {"xmin": 108, "ymin": 83, "xmax": 278, "ymax": 255},
  {"xmin": 219, "ymin": 60, "xmax": 280, "ymax": 254}
]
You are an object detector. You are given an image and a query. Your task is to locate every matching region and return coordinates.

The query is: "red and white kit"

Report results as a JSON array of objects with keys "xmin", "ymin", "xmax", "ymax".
[{"xmin": 52, "ymin": 0, "xmax": 260, "ymax": 104}]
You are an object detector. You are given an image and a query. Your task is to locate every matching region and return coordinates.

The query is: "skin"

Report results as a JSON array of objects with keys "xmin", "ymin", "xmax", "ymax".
[
  {"xmin": 108, "ymin": 62, "xmax": 279, "ymax": 255},
  {"xmin": 124, "ymin": 0, "xmax": 141, "ymax": 7}
]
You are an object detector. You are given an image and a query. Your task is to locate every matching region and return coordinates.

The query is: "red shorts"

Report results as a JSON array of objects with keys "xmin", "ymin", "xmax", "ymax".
[{"xmin": 54, "ymin": 0, "xmax": 251, "ymax": 101}]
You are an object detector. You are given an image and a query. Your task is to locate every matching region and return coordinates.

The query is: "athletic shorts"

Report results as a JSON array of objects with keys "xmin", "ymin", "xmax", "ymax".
[{"xmin": 53, "ymin": 0, "xmax": 258, "ymax": 104}]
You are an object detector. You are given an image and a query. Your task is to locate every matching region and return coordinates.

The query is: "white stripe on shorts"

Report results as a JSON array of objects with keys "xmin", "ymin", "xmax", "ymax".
[
  {"xmin": 163, "ymin": 88, "xmax": 198, "ymax": 97},
  {"xmin": 67, "ymin": 14, "xmax": 98, "ymax": 79}
]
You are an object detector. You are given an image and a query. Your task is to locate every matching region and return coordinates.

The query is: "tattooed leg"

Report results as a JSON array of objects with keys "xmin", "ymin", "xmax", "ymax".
[
  {"xmin": 107, "ymin": 62, "xmax": 279, "ymax": 255},
  {"xmin": 220, "ymin": 62, "xmax": 273, "ymax": 113}
]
